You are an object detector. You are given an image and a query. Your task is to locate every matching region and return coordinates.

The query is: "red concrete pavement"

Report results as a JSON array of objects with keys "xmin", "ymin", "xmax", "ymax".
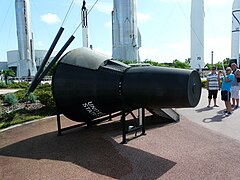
[{"xmin": 1, "ymin": 112, "xmax": 240, "ymax": 179}]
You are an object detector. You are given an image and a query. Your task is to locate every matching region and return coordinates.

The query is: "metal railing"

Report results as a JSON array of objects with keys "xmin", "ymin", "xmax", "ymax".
[{"xmin": 8, "ymin": 76, "xmax": 52, "ymax": 83}]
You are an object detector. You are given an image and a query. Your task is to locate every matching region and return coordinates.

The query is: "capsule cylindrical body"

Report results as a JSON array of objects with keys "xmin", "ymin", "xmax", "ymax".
[
  {"xmin": 123, "ymin": 67, "xmax": 200, "ymax": 108},
  {"xmin": 52, "ymin": 48, "xmax": 201, "ymax": 122}
]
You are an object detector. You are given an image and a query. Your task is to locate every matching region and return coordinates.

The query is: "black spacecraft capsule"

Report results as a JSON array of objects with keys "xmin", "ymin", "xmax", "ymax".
[{"xmin": 52, "ymin": 48, "xmax": 201, "ymax": 122}]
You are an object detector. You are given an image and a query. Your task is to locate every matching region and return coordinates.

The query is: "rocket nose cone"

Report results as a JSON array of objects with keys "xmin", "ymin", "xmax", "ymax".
[
  {"xmin": 15, "ymin": 0, "xmax": 24, "ymax": 3},
  {"xmin": 233, "ymin": 0, "xmax": 240, "ymax": 9}
]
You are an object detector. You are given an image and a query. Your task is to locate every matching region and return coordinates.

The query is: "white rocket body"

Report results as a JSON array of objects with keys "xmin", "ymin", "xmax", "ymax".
[
  {"xmin": 231, "ymin": 0, "xmax": 240, "ymax": 67},
  {"xmin": 15, "ymin": 0, "xmax": 37, "ymax": 77},
  {"xmin": 81, "ymin": 1, "xmax": 89, "ymax": 48},
  {"xmin": 190, "ymin": 0, "xmax": 205, "ymax": 70},
  {"xmin": 112, "ymin": 0, "xmax": 141, "ymax": 61}
]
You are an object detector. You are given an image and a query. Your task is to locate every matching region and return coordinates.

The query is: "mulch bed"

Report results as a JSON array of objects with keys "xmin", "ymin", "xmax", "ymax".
[{"xmin": 1, "ymin": 102, "xmax": 44, "ymax": 114}]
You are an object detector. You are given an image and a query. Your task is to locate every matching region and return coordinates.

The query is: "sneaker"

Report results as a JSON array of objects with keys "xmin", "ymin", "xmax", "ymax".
[
  {"xmin": 227, "ymin": 112, "xmax": 232, "ymax": 115},
  {"xmin": 207, "ymin": 105, "xmax": 210, "ymax": 108},
  {"xmin": 223, "ymin": 110, "xmax": 228, "ymax": 114},
  {"xmin": 235, "ymin": 105, "xmax": 239, "ymax": 109},
  {"xmin": 214, "ymin": 105, "xmax": 219, "ymax": 107},
  {"xmin": 231, "ymin": 104, "xmax": 235, "ymax": 108}
]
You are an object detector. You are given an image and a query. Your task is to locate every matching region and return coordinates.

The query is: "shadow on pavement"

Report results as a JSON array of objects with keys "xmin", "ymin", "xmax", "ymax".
[
  {"xmin": 0, "ymin": 115, "xmax": 176, "ymax": 179},
  {"xmin": 202, "ymin": 110, "xmax": 228, "ymax": 123},
  {"xmin": 195, "ymin": 106, "xmax": 214, "ymax": 112}
]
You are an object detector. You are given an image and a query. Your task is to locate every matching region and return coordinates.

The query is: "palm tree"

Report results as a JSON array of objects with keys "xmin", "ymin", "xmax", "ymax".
[{"xmin": 1, "ymin": 69, "xmax": 15, "ymax": 85}]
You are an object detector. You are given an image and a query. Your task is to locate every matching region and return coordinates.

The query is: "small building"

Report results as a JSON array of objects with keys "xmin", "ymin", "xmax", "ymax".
[
  {"xmin": 7, "ymin": 50, "xmax": 56, "ymax": 78},
  {"xmin": 0, "ymin": 62, "xmax": 8, "ymax": 71}
]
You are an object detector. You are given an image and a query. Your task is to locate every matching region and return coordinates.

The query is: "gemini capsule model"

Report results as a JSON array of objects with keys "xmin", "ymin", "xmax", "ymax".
[{"xmin": 52, "ymin": 48, "xmax": 202, "ymax": 123}]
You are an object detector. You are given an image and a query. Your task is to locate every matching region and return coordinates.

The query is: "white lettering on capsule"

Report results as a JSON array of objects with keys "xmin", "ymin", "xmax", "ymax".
[{"xmin": 82, "ymin": 101, "xmax": 105, "ymax": 117}]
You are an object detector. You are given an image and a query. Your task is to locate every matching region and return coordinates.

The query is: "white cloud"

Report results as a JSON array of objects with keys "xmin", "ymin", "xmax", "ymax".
[
  {"xmin": 154, "ymin": 0, "xmax": 190, "ymax": 3},
  {"xmin": 94, "ymin": 2, "xmax": 113, "ymax": 14},
  {"xmin": 92, "ymin": 47, "xmax": 111, "ymax": 57},
  {"xmin": 36, "ymin": 41, "xmax": 44, "ymax": 48},
  {"xmin": 75, "ymin": 0, "xmax": 83, "ymax": 5},
  {"xmin": 204, "ymin": 36, "xmax": 231, "ymax": 63},
  {"xmin": 40, "ymin": 13, "xmax": 61, "ymax": 25},
  {"xmin": 165, "ymin": 40, "xmax": 190, "ymax": 60},
  {"xmin": 139, "ymin": 48, "xmax": 163, "ymax": 61},
  {"xmin": 154, "ymin": 0, "xmax": 230, "ymax": 7},
  {"xmin": 140, "ymin": 40, "xmax": 190, "ymax": 62},
  {"xmin": 205, "ymin": 0, "xmax": 231, "ymax": 7},
  {"xmin": 75, "ymin": 0, "xmax": 112, "ymax": 14},
  {"xmin": 144, "ymin": 36, "xmax": 231, "ymax": 63},
  {"xmin": 105, "ymin": 21, "xmax": 112, "ymax": 28},
  {"xmin": 137, "ymin": 13, "xmax": 152, "ymax": 23}
]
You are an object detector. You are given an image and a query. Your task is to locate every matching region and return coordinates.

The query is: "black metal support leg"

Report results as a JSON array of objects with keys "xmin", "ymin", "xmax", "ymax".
[
  {"xmin": 121, "ymin": 110, "xmax": 127, "ymax": 144},
  {"xmin": 57, "ymin": 108, "xmax": 62, "ymax": 136},
  {"xmin": 109, "ymin": 113, "xmax": 112, "ymax": 121},
  {"xmin": 86, "ymin": 121, "xmax": 92, "ymax": 129},
  {"xmin": 141, "ymin": 108, "xmax": 146, "ymax": 135}
]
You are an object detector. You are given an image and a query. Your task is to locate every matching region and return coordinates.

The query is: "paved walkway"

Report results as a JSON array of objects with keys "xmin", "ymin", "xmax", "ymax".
[
  {"xmin": 1, "ymin": 88, "xmax": 240, "ymax": 179},
  {"xmin": 177, "ymin": 89, "xmax": 240, "ymax": 141},
  {"xmin": 0, "ymin": 89, "xmax": 19, "ymax": 95}
]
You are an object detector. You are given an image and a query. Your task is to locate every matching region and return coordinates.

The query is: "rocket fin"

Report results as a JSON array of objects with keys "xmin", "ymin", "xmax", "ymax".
[{"xmin": 138, "ymin": 28, "xmax": 141, "ymax": 48}]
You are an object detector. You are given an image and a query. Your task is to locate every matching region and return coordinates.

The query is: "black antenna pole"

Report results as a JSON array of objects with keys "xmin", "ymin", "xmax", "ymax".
[
  {"xmin": 27, "ymin": 35, "xmax": 75, "ymax": 95},
  {"xmin": 27, "ymin": 27, "xmax": 64, "ymax": 95}
]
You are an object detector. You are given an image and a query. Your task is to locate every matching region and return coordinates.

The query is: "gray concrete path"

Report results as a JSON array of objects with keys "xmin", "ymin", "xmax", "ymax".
[
  {"xmin": 0, "ymin": 89, "xmax": 19, "ymax": 94},
  {"xmin": 177, "ymin": 89, "xmax": 240, "ymax": 142}
]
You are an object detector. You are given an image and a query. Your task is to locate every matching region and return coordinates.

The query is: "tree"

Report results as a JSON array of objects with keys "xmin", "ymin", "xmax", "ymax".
[
  {"xmin": 1, "ymin": 70, "xmax": 15, "ymax": 85},
  {"xmin": 213, "ymin": 58, "xmax": 230, "ymax": 70},
  {"xmin": 143, "ymin": 59, "xmax": 162, "ymax": 66},
  {"xmin": 173, "ymin": 59, "xmax": 190, "ymax": 69}
]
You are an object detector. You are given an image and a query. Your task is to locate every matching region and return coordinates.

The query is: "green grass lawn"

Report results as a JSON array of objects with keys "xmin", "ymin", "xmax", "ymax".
[{"xmin": 0, "ymin": 106, "xmax": 56, "ymax": 129}]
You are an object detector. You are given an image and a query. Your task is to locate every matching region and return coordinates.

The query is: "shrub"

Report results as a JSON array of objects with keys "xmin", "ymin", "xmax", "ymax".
[
  {"xmin": 201, "ymin": 79, "xmax": 207, "ymax": 89},
  {"xmin": 0, "ymin": 100, "xmax": 2, "ymax": 117},
  {"xmin": 15, "ymin": 89, "xmax": 27, "ymax": 102},
  {"xmin": 3, "ymin": 93, "xmax": 18, "ymax": 105},
  {"xmin": 36, "ymin": 83, "xmax": 52, "ymax": 91},
  {"xmin": 28, "ymin": 93, "xmax": 37, "ymax": 103},
  {"xmin": 0, "ymin": 94, "xmax": 4, "ymax": 101},
  {"xmin": 0, "ymin": 81, "xmax": 7, "ymax": 88},
  {"xmin": 8, "ymin": 81, "xmax": 29, "ymax": 89},
  {"xmin": 37, "ymin": 90, "xmax": 55, "ymax": 108}
]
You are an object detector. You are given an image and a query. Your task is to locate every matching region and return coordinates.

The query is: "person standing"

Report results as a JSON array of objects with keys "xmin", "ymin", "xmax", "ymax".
[
  {"xmin": 230, "ymin": 63, "xmax": 240, "ymax": 109},
  {"xmin": 218, "ymin": 67, "xmax": 235, "ymax": 115},
  {"xmin": 206, "ymin": 66, "xmax": 220, "ymax": 107}
]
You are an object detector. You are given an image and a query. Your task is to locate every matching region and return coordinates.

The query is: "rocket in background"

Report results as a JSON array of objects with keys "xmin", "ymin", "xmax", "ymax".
[
  {"xmin": 81, "ymin": 0, "xmax": 89, "ymax": 48},
  {"xmin": 231, "ymin": 0, "xmax": 240, "ymax": 67},
  {"xmin": 15, "ymin": 0, "xmax": 37, "ymax": 77},
  {"xmin": 190, "ymin": 0, "xmax": 205, "ymax": 70},
  {"xmin": 112, "ymin": 0, "xmax": 141, "ymax": 62}
]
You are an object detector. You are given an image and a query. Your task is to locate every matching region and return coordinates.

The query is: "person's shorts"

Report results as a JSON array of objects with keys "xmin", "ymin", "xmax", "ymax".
[
  {"xmin": 221, "ymin": 90, "xmax": 231, "ymax": 101},
  {"xmin": 231, "ymin": 86, "xmax": 239, "ymax": 99},
  {"xmin": 208, "ymin": 90, "xmax": 218, "ymax": 99}
]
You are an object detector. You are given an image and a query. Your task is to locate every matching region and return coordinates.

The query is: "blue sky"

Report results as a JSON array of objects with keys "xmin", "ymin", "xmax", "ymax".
[{"xmin": 0, "ymin": 0, "xmax": 233, "ymax": 64}]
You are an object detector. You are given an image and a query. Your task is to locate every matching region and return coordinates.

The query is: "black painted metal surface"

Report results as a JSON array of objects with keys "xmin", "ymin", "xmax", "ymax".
[{"xmin": 52, "ymin": 48, "xmax": 201, "ymax": 122}]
